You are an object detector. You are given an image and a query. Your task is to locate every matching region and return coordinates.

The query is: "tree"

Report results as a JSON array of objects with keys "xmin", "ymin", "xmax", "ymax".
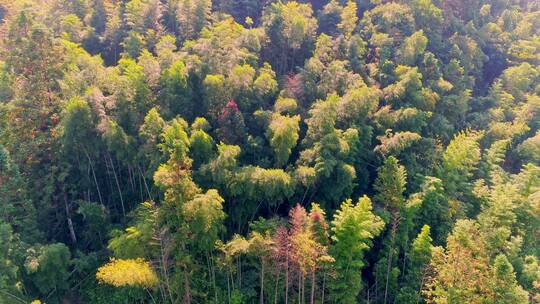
[
  {"xmin": 108, "ymin": 201, "xmax": 158, "ymax": 260},
  {"xmin": 24, "ymin": 243, "xmax": 72, "ymax": 301},
  {"xmin": 183, "ymin": 189, "xmax": 226, "ymax": 253},
  {"xmin": 374, "ymin": 130, "xmax": 422, "ymax": 156},
  {"xmin": 425, "ymin": 220, "xmax": 490, "ymax": 303},
  {"xmin": 228, "ymin": 166, "xmax": 294, "ymax": 226},
  {"xmin": 439, "ymin": 130, "xmax": 483, "ymax": 216},
  {"xmin": 338, "ymin": 1, "xmax": 357, "ymax": 39},
  {"xmin": 415, "ymin": 177, "xmax": 452, "ymax": 244},
  {"xmin": 336, "ymin": 86, "xmax": 381, "ymax": 127},
  {"xmin": 60, "ymin": 97, "xmax": 101, "ymax": 207},
  {"xmin": 266, "ymin": 113, "xmax": 300, "ymax": 167},
  {"xmin": 203, "ymin": 74, "xmax": 231, "ymax": 121},
  {"xmin": 0, "ymin": 145, "xmax": 39, "ymax": 242},
  {"xmin": 396, "ymin": 225, "xmax": 433, "ymax": 303},
  {"xmin": 216, "ymin": 99, "xmax": 247, "ymax": 145},
  {"xmin": 2, "ymin": 11, "xmax": 66, "ymax": 239},
  {"xmin": 374, "ymin": 156, "xmax": 407, "ymax": 212},
  {"xmin": 247, "ymin": 231, "xmax": 275, "ymax": 304},
  {"xmin": 373, "ymin": 156, "xmax": 408, "ymax": 304},
  {"xmin": 122, "ymin": 31, "xmax": 145, "ymax": 58},
  {"xmin": 426, "ymin": 220, "xmax": 528, "ymax": 304},
  {"xmin": 76, "ymin": 200, "xmax": 109, "ymax": 250},
  {"xmin": 0, "ymin": 221, "xmax": 20, "ymax": 303},
  {"xmin": 490, "ymin": 254, "xmax": 529, "ymax": 304},
  {"xmin": 262, "ymin": 1, "xmax": 317, "ymax": 74},
  {"xmin": 299, "ymin": 94, "xmax": 359, "ymax": 207},
  {"xmin": 159, "ymin": 59, "xmax": 192, "ymax": 119},
  {"xmin": 397, "ymin": 30, "xmax": 428, "ymax": 65},
  {"xmin": 189, "ymin": 118, "xmax": 215, "ymax": 169},
  {"xmin": 363, "ymin": 3, "xmax": 415, "ymax": 38},
  {"xmin": 284, "ymin": 204, "xmax": 334, "ymax": 304},
  {"xmin": 139, "ymin": 107, "xmax": 167, "ymax": 179},
  {"xmin": 329, "ymin": 196, "xmax": 385, "ymax": 303},
  {"xmin": 96, "ymin": 258, "xmax": 158, "ymax": 288},
  {"xmin": 176, "ymin": 0, "xmax": 212, "ymax": 41},
  {"xmin": 518, "ymin": 130, "xmax": 540, "ymax": 164}
]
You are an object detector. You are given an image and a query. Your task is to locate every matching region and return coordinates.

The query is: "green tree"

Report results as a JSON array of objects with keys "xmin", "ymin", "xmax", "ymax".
[
  {"xmin": 0, "ymin": 221, "xmax": 21, "ymax": 303},
  {"xmin": 396, "ymin": 225, "xmax": 433, "ymax": 303},
  {"xmin": 2, "ymin": 12, "xmax": 66, "ymax": 239},
  {"xmin": 415, "ymin": 177, "xmax": 452, "ymax": 244},
  {"xmin": 490, "ymin": 254, "xmax": 529, "ymax": 304},
  {"xmin": 398, "ymin": 30, "xmax": 428, "ymax": 65},
  {"xmin": 262, "ymin": 1, "xmax": 317, "ymax": 74},
  {"xmin": 266, "ymin": 113, "xmax": 300, "ymax": 167},
  {"xmin": 203, "ymin": 74, "xmax": 231, "ymax": 121},
  {"xmin": 299, "ymin": 94, "xmax": 359, "ymax": 207},
  {"xmin": 329, "ymin": 196, "xmax": 384, "ymax": 303},
  {"xmin": 25, "ymin": 243, "xmax": 72, "ymax": 302},
  {"xmin": 426, "ymin": 220, "xmax": 528, "ymax": 304},
  {"xmin": 159, "ymin": 59, "xmax": 192, "ymax": 119},
  {"xmin": 60, "ymin": 97, "xmax": 101, "ymax": 209},
  {"xmin": 439, "ymin": 130, "xmax": 483, "ymax": 216},
  {"xmin": 373, "ymin": 156, "xmax": 408, "ymax": 304},
  {"xmin": 0, "ymin": 145, "xmax": 39, "ymax": 242},
  {"xmin": 189, "ymin": 118, "xmax": 215, "ymax": 169},
  {"xmin": 338, "ymin": 1, "xmax": 357, "ymax": 39},
  {"xmin": 176, "ymin": 0, "xmax": 212, "ymax": 41}
]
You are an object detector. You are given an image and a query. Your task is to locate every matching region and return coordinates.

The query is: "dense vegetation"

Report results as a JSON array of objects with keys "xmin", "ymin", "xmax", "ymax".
[{"xmin": 0, "ymin": 0, "xmax": 539, "ymax": 303}]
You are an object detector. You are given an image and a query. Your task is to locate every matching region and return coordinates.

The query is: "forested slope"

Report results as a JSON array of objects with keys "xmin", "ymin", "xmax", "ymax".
[{"xmin": 0, "ymin": 0, "xmax": 539, "ymax": 303}]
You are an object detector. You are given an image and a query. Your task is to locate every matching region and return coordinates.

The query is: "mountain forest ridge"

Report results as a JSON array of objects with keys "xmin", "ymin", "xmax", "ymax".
[{"xmin": 0, "ymin": 0, "xmax": 539, "ymax": 303}]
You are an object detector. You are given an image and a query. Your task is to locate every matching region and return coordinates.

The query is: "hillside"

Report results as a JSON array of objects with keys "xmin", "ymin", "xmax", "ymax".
[{"xmin": 0, "ymin": 0, "xmax": 539, "ymax": 303}]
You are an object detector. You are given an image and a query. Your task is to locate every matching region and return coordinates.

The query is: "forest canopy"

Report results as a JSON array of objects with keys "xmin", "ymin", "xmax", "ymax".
[{"xmin": 0, "ymin": 0, "xmax": 539, "ymax": 303}]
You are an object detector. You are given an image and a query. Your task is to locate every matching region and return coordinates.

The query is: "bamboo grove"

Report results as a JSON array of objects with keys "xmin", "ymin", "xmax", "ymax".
[{"xmin": 0, "ymin": 0, "xmax": 539, "ymax": 303}]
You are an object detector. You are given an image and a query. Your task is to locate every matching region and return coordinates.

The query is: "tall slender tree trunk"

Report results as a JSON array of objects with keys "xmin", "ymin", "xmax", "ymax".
[
  {"xmin": 211, "ymin": 252, "xmax": 217, "ymax": 302},
  {"xmin": 384, "ymin": 213, "xmax": 399, "ymax": 304},
  {"xmin": 298, "ymin": 272, "xmax": 302, "ymax": 304},
  {"xmin": 301, "ymin": 274, "xmax": 305, "ymax": 304},
  {"xmin": 260, "ymin": 261, "xmax": 265, "ymax": 304},
  {"xmin": 310, "ymin": 271, "xmax": 315, "ymax": 304},
  {"xmin": 183, "ymin": 266, "xmax": 191, "ymax": 304},
  {"xmin": 285, "ymin": 254, "xmax": 289, "ymax": 304},
  {"xmin": 159, "ymin": 232, "xmax": 174, "ymax": 303},
  {"xmin": 128, "ymin": 165, "xmax": 136, "ymax": 191},
  {"xmin": 227, "ymin": 271, "xmax": 231, "ymax": 304},
  {"xmin": 416, "ymin": 268, "xmax": 428, "ymax": 304},
  {"xmin": 138, "ymin": 168, "xmax": 143, "ymax": 202},
  {"xmin": 107, "ymin": 152, "xmax": 125, "ymax": 218},
  {"xmin": 274, "ymin": 270, "xmax": 280, "ymax": 304},
  {"xmin": 63, "ymin": 192, "xmax": 77, "ymax": 244},
  {"xmin": 321, "ymin": 273, "xmax": 325, "ymax": 303},
  {"xmin": 138, "ymin": 164, "xmax": 153, "ymax": 200},
  {"xmin": 84, "ymin": 148, "xmax": 103, "ymax": 206}
]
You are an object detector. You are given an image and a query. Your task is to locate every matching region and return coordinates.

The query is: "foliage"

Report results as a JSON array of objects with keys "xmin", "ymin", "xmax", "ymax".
[
  {"xmin": 0, "ymin": 0, "xmax": 539, "ymax": 302},
  {"xmin": 96, "ymin": 258, "xmax": 158, "ymax": 288},
  {"xmin": 329, "ymin": 196, "xmax": 385, "ymax": 303}
]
